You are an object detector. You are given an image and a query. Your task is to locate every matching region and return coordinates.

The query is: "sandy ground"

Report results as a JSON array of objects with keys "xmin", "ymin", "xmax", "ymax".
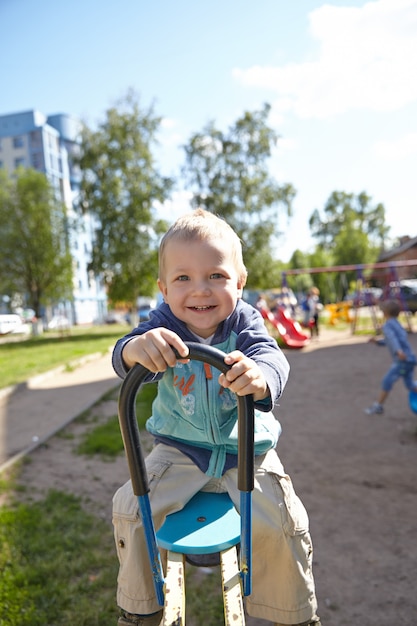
[{"xmin": 10, "ymin": 325, "xmax": 417, "ymax": 626}]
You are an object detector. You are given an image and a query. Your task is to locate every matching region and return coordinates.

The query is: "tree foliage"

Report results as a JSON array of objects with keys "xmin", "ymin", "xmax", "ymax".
[
  {"xmin": 286, "ymin": 247, "xmax": 336, "ymax": 304},
  {"xmin": 77, "ymin": 90, "xmax": 174, "ymax": 305},
  {"xmin": 309, "ymin": 191, "xmax": 388, "ymax": 255},
  {"xmin": 181, "ymin": 103, "xmax": 296, "ymax": 287},
  {"xmin": 281, "ymin": 191, "xmax": 391, "ymax": 303},
  {"xmin": 0, "ymin": 168, "xmax": 73, "ymax": 317}
]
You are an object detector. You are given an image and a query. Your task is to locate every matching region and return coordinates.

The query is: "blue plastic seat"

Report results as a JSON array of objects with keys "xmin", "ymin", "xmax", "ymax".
[{"xmin": 156, "ymin": 491, "xmax": 241, "ymax": 555}]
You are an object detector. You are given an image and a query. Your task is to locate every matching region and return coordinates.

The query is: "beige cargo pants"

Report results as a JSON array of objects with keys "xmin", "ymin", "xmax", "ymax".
[{"xmin": 113, "ymin": 444, "xmax": 318, "ymax": 625}]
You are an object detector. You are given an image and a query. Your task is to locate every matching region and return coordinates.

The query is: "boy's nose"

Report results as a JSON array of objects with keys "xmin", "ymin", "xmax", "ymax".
[{"xmin": 193, "ymin": 280, "xmax": 211, "ymax": 294}]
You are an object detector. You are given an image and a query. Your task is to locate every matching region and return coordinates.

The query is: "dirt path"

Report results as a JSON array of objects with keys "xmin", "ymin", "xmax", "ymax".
[{"xmin": 11, "ymin": 327, "xmax": 417, "ymax": 626}]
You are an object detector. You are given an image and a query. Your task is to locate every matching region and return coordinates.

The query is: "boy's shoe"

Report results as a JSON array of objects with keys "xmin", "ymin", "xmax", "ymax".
[
  {"xmin": 118, "ymin": 609, "xmax": 163, "ymax": 625},
  {"xmin": 364, "ymin": 402, "xmax": 384, "ymax": 415}
]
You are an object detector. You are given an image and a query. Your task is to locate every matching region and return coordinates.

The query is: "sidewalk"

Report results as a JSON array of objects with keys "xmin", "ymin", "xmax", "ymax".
[
  {"xmin": 0, "ymin": 351, "xmax": 119, "ymax": 472},
  {"xmin": 0, "ymin": 327, "xmax": 368, "ymax": 474}
]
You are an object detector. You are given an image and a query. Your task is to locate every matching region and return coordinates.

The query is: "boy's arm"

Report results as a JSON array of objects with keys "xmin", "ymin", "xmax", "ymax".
[
  {"xmin": 382, "ymin": 322, "xmax": 402, "ymax": 356},
  {"xmin": 234, "ymin": 303, "xmax": 290, "ymax": 408}
]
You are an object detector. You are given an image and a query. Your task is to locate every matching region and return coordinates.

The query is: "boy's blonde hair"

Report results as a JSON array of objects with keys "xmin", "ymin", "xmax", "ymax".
[{"xmin": 159, "ymin": 208, "xmax": 248, "ymax": 286}]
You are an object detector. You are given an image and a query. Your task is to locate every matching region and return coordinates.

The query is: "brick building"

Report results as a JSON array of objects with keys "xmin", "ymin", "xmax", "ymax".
[{"xmin": 377, "ymin": 236, "xmax": 417, "ymax": 281}]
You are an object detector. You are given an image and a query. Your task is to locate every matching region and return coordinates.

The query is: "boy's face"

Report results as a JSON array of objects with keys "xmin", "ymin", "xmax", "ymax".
[{"xmin": 158, "ymin": 237, "xmax": 243, "ymax": 338}]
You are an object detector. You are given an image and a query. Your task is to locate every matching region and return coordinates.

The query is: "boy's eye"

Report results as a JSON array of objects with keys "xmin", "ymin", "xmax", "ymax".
[
  {"xmin": 210, "ymin": 273, "xmax": 224, "ymax": 279},
  {"xmin": 177, "ymin": 275, "xmax": 189, "ymax": 281}
]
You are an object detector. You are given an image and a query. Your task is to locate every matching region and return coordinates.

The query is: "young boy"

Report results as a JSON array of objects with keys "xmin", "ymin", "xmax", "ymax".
[
  {"xmin": 112, "ymin": 209, "xmax": 321, "ymax": 626},
  {"xmin": 365, "ymin": 298, "xmax": 417, "ymax": 415}
]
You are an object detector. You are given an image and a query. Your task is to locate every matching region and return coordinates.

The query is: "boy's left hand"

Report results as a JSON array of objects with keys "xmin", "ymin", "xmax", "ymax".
[{"xmin": 219, "ymin": 351, "xmax": 268, "ymax": 402}]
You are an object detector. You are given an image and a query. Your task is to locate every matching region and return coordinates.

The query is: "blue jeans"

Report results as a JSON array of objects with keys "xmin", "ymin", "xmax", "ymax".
[{"xmin": 381, "ymin": 360, "xmax": 416, "ymax": 392}]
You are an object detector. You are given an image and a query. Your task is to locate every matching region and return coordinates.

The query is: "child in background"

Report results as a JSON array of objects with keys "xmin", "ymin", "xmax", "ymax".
[
  {"xmin": 302, "ymin": 287, "xmax": 321, "ymax": 338},
  {"xmin": 112, "ymin": 209, "xmax": 321, "ymax": 626},
  {"xmin": 365, "ymin": 299, "xmax": 417, "ymax": 415}
]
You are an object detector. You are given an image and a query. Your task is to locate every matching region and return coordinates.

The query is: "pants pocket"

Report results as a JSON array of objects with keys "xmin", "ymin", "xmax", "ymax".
[
  {"xmin": 112, "ymin": 457, "xmax": 173, "ymax": 566},
  {"xmin": 272, "ymin": 473, "xmax": 310, "ymax": 536}
]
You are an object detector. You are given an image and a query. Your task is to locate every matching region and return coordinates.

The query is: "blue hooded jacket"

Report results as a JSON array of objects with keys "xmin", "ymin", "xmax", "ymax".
[{"xmin": 112, "ymin": 299, "xmax": 290, "ymax": 477}]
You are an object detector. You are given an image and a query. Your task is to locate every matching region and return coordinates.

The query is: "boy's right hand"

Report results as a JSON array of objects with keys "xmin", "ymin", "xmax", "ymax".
[{"xmin": 122, "ymin": 329, "xmax": 189, "ymax": 373}]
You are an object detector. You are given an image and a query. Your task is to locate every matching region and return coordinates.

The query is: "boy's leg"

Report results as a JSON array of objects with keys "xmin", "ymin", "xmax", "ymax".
[
  {"xmin": 365, "ymin": 364, "xmax": 398, "ymax": 414},
  {"xmin": 402, "ymin": 361, "xmax": 417, "ymax": 391},
  {"xmin": 223, "ymin": 449, "xmax": 319, "ymax": 625},
  {"xmin": 113, "ymin": 444, "xmax": 209, "ymax": 617}
]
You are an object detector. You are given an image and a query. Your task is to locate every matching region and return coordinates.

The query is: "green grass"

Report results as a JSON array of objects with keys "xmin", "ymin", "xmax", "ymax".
[
  {"xmin": 0, "ymin": 486, "xmax": 224, "ymax": 626},
  {"xmin": 0, "ymin": 324, "xmax": 129, "ymax": 389},
  {"xmin": 76, "ymin": 415, "xmax": 124, "ymax": 458},
  {"xmin": 0, "ymin": 380, "xmax": 225, "ymax": 625},
  {"xmin": 76, "ymin": 384, "xmax": 157, "ymax": 458},
  {"xmin": 0, "ymin": 381, "xmax": 154, "ymax": 625},
  {"xmin": 185, "ymin": 568, "xmax": 225, "ymax": 624},
  {"xmin": 0, "ymin": 489, "xmax": 119, "ymax": 626}
]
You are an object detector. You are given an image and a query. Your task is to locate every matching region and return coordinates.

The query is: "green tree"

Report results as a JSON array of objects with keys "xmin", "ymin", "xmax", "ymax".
[
  {"xmin": 0, "ymin": 168, "xmax": 73, "ymax": 318},
  {"xmin": 77, "ymin": 90, "xmax": 174, "ymax": 305},
  {"xmin": 286, "ymin": 247, "xmax": 335, "ymax": 304},
  {"xmin": 309, "ymin": 190, "xmax": 389, "ymax": 291},
  {"xmin": 181, "ymin": 103, "xmax": 296, "ymax": 287},
  {"xmin": 309, "ymin": 191, "xmax": 388, "ymax": 255}
]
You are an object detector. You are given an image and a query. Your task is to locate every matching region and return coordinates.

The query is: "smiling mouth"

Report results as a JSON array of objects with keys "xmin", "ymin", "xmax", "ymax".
[{"xmin": 189, "ymin": 305, "xmax": 216, "ymax": 311}]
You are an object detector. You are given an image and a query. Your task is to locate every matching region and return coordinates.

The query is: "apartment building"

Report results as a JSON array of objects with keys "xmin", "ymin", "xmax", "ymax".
[{"xmin": 0, "ymin": 110, "xmax": 107, "ymax": 324}]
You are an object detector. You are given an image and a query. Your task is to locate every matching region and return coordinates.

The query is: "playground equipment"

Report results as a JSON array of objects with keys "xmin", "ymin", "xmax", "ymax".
[
  {"xmin": 260, "ymin": 307, "xmax": 310, "ymax": 348},
  {"xmin": 283, "ymin": 259, "xmax": 417, "ymax": 335},
  {"xmin": 325, "ymin": 301, "xmax": 353, "ymax": 325},
  {"xmin": 117, "ymin": 342, "xmax": 255, "ymax": 626}
]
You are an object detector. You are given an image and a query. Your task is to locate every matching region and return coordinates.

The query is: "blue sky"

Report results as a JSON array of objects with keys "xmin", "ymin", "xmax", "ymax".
[{"xmin": 1, "ymin": 0, "xmax": 416, "ymax": 261}]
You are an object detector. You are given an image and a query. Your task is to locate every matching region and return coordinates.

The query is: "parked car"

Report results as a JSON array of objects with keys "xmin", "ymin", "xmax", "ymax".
[
  {"xmin": 380, "ymin": 281, "xmax": 417, "ymax": 314},
  {"xmin": 344, "ymin": 288, "xmax": 382, "ymax": 307},
  {"xmin": 104, "ymin": 311, "xmax": 129, "ymax": 324},
  {"xmin": 138, "ymin": 304, "xmax": 154, "ymax": 322},
  {"xmin": 0, "ymin": 314, "xmax": 27, "ymax": 335},
  {"xmin": 48, "ymin": 315, "xmax": 71, "ymax": 331}
]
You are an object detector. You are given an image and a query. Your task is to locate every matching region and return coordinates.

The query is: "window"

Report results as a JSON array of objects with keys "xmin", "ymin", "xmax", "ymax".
[
  {"xmin": 13, "ymin": 136, "xmax": 24, "ymax": 149},
  {"xmin": 30, "ymin": 130, "xmax": 42, "ymax": 148},
  {"xmin": 14, "ymin": 157, "xmax": 25, "ymax": 167},
  {"xmin": 31, "ymin": 152, "xmax": 44, "ymax": 169}
]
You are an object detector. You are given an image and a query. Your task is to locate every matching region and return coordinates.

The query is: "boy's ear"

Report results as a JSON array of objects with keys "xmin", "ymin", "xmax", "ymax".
[{"xmin": 157, "ymin": 278, "xmax": 167, "ymax": 299}]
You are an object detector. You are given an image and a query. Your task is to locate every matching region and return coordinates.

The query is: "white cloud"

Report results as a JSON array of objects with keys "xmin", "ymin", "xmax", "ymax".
[
  {"xmin": 276, "ymin": 136, "xmax": 297, "ymax": 152},
  {"xmin": 159, "ymin": 117, "xmax": 184, "ymax": 147},
  {"xmin": 232, "ymin": 0, "xmax": 417, "ymax": 119},
  {"xmin": 160, "ymin": 117, "xmax": 177, "ymax": 129},
  {"xmin": 373, "ymin": 131, "xmax": 417, "ymax": 159}
]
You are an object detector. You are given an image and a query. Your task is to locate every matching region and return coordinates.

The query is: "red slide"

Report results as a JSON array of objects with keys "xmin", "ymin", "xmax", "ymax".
[{"xmin": 260, "ymin": 308, "xmax": 310, "ymax": 349}]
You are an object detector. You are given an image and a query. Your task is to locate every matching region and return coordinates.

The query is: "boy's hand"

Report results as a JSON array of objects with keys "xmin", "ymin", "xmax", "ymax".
[
  {"xmin": 219, "ymin": 351, "xmax": 269, "ymax": 402},
  {"xmin": 122, "ymin": 329, "xmax": 189, "ymax": 373}
]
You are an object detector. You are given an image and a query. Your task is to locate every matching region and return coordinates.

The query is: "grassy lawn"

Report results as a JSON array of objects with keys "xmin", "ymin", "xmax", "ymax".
[
  {"xmin": 0, "ymin": 382, "xmax": 225, "ymax": 626},
  {"xmin": 0, "ymin": 324, "xmax": 129, "ymax": 390},
  {"xmin": 0, "ymin": 487, "xmax": 119, "ymax": 626}
]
